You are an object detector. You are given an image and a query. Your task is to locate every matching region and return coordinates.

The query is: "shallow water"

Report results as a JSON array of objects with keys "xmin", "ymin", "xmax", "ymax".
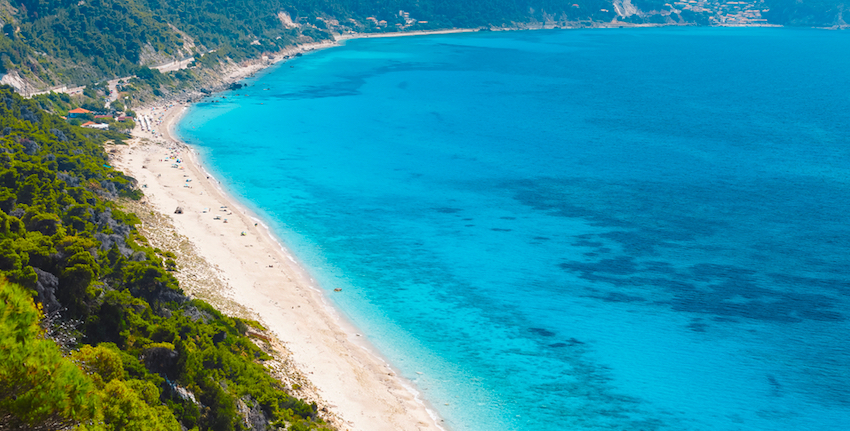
[{"xmin": 177, "ymin": 28, "xmax": 850, "ymax": 430}]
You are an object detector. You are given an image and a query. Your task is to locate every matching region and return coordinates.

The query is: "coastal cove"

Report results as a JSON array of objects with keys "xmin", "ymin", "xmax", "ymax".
[{"xmin": 131, "ymin": 27, "xmax": 849, "ymax": 431}]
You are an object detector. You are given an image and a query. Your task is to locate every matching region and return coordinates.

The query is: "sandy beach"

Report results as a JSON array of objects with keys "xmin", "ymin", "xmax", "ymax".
[
  {"xmin": 110, "ymin": 99, "xmax": 445, "ymax": 429},
  {"xmin": 108, "ymin": 28, "xmax": 518, "ymax": 429},
  {"xmin": 335, "ymin": 28, "xmax": 477, "ymax": 40}
]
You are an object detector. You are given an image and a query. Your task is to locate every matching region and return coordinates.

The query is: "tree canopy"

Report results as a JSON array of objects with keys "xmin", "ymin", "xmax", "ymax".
[
  {"xmin": 1, "ymin": 0, "xmax": 845, "ymax": 89},
  {"xmin": 0, "ymin": 86, "xmax": 333, "ymax": 431}
]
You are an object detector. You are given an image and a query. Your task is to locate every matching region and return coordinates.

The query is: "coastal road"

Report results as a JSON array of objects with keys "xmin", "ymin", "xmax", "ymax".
[
  {"xmin": 105, "ymin": 76, "xmax": 133, "ymax": 109},
  {"xmin": 154, "ymin": 57, "xmax": 196, "ymax": 73}
]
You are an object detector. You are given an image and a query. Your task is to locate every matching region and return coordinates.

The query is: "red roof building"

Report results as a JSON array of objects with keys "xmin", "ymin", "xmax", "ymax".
[
  {"xmin": 68, "ymin": 108, "xmax": 93, "ymax": 118},
  {"xmin": 81, "ymin": 121, "xmax": 109, "ymax": 130}
]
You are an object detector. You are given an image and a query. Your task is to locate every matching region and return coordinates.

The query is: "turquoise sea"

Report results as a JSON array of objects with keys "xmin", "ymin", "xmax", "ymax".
[{"xmin": 176, "ymin": 28, "xmax": 850, "ymax": 430}]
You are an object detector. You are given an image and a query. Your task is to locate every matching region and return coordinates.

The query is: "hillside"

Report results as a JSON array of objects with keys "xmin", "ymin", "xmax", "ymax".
[
  {"xmin": 0, "ymin": 85, "xmax": 334, "ymax": 431},
  {"xmin": 0, "ymin": 0, "xmax": 622, "ymax": 100},
  {"xmin": 0, "ymin": 0, "xmax": 846, "ymax": 96}
]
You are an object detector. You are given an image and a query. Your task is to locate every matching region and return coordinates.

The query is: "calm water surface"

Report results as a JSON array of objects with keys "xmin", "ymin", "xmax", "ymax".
[{"xmin": 177, "ymin": 28, "xmax": 850, "ymax": 430}]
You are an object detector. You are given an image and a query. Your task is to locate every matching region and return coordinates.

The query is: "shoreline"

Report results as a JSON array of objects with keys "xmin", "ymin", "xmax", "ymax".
[
  {"xmin": 141, "ymin": 23, "xmax": 715, "ymax": 106},
  {"xmin": 109, "ymin": 25, "xmax": 786, "ymax": 430},
  {"xmin": 335, "ymin": 28, "xmax": 477, "ymax": 40},
  {"xmin": 112, "ymin": 40, "xmax": 449, "ymax": 429}
]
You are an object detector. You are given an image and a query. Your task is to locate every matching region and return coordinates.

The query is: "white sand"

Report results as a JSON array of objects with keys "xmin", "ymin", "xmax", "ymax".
[
  {"xmin": 335, "ymin": 28, "xmax": 477, "ymax": 41},
  {"xmin": 111, "ymin": 101, "xmax": 446, "ymax": 431}
]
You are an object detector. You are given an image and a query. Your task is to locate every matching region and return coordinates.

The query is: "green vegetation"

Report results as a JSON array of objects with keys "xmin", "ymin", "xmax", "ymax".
[
  {"xmin": 140, "ymin": 0, "xmax": 306, "ymax": 61},
  {"xmin": 0, "ymin": 280, "xmax": 100, "ymax": 430},
  {"xmin": 0, "ymin": 86, "xmax": 333, "ymax": 430},
  {"xmin": 0, "ymin": 0, "xmax": 650, "ymax": 90},
  {"xmin": 3, "ymin": 0, "xmax": 844, "ymax": 100},
  {"xmin": 9, "ymin": 0, "xmax": 178, "ymax": 83},
  {"xmin": 326, "ymin": 0, "xmax": 619, "ymax": 28},
  {"xmin": 2, "ymin": 0, "xmax": 319, "ymax": 86}
]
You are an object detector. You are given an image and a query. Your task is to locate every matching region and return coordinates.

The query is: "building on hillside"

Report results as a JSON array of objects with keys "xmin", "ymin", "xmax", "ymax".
[
  {"xmin": 68, "ymin": 108, "xmax": 93, "ymax": 118},
  {"xmin": 81, "ymin": 121, "xmax": 109, "ymax": 130}
]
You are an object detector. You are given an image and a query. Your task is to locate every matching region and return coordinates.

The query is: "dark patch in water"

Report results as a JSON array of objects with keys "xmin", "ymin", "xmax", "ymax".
[
  {"xmin": 397, "ymin": 81, "xmax": 409, "ymax": 89},
  {"xmin": 689, "ymin": 263, "xmax": 757, "ymax": 282},
  {"xmin": 598, "ymin": 230, "xmax": 668, "ymax": 257},
  {"xmin": 590, "ymin": 292, "xmax": 646, "ymax": 303},
  {"xmin": 560, "ymin": 256, "xmax": 638, "ymax": 276},
  {"xmin": 491, "ymin": 228, "xmax": 512, "ymax": 232},
  {"xmin": 272, "ymin": 83, "xmax": 363, "ymax": 100},
  {"xmin": 465, "ymin": 224, "xmax": 475, "ymax": 227},
  {"xmin": 549, "ymin": 338, "xmax": 584, "ymax": 348},
  {"xmin": 573, "ymin": 239, "xmax": 605, "ymax": 248},
  {"xmin": 560, "ymin": 257, "xmax": 845, "ymax": 324},
  {"xmin": 503, "ymin": 176, "xmax": 850, "ymax": 326},
  {"xmin": 767, "ymin": 374, "xmax": 783, "ymax": 397},
  {"xmin": 643, "ymin": 261, "xmax": 676, "ymax": 274},
  {"xmin": 769, "ymin": 273, "xmax": 850, "ymax": 295},
  {"xmin": 273, "ymin": 62, "xmax": 444, "ymax": 100},
  {"xmin": 500, "ymin": 216, "xmax": 516, "ymax": 220},
  {"xmin": 687, "ymin": 319, "xmax": 708, "ymax": 332},
  {"xmin": 434, "ymin": 207, "xmax": 462, "ymax": 214},
  {"xmin": 533, "ymin": 236, "xmax": 550, "ymax": 241},
  {"xmin": 529, "ymin": 327, "xmax": 556, "ymax": 337}
]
